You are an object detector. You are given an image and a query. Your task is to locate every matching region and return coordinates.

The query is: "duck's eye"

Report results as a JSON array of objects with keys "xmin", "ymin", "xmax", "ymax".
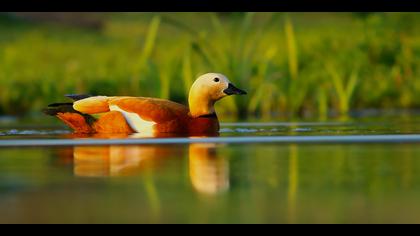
[{"xmin": 213, "ymin": 77, "xmax": 220, "ymax": 82}]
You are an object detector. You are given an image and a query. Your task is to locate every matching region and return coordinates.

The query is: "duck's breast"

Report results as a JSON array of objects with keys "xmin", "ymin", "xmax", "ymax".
[{"xmin": 188, "ymin": 116, "xmax": 220, "ymax": 135}]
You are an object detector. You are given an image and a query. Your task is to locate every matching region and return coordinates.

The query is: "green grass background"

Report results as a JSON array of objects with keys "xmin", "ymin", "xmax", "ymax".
[{"xmin": 0, "ymin": 12, "xmax": 419, "ymax": 120}]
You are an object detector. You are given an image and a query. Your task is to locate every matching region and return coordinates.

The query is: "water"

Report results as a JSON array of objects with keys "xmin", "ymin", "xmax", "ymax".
[{"xmin": 0, "ymin": 115, "xmax": 420, "ymax": 223}]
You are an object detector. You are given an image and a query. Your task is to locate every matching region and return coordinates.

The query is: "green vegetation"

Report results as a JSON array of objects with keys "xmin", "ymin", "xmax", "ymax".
[{"xmin": 0, "ymin": 13, "xmax": 419, "ymax": 119}]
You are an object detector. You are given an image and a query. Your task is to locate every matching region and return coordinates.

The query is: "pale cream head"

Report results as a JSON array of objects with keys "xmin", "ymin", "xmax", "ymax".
[{"xmin": 188, "ymin": 73, "xmax": 246, "ymax": 118}]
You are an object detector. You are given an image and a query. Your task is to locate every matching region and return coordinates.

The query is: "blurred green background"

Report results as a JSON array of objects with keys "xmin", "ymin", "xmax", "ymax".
[{"xmin": 0, "ymin": 12, "xmax": 419, "ymax": 120}]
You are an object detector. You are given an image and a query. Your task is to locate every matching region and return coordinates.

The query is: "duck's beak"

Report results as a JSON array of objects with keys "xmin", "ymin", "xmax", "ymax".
[{"xmin": 223, "ymin": 83, "xmax": 247, "ymax": 95}]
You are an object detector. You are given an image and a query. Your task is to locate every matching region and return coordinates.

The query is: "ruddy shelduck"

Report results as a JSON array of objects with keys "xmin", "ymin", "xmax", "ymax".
[{"xmin": 44, "ymin": 73, "xmax": 247, "ymax": 135}]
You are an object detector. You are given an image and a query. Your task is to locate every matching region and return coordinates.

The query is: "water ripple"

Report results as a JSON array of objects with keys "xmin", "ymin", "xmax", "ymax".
[{"xmin": 0, "ymin": 129, "xmax": 71, "ymax": 136}]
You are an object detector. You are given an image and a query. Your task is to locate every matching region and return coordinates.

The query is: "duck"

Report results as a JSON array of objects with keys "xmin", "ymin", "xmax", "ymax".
[{"xmin": 44, "ymin": 73, "xmax": 247, "ymax": 135}]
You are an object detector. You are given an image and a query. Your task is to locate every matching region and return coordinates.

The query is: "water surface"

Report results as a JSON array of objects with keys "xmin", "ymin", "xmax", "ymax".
[{"xmin": 0, "ymin": 115, "xmax": 419, "ymax": 223}]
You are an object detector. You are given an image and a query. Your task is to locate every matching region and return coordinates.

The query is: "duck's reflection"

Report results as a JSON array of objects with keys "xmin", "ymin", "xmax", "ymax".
[
  {"xmin": 73, "ymin": 144, "xmax": 183, "ymax": 177},
  {"xmin": 65, "ymin": 133, "xmax": 230, "ymax": 194},
  {"xmin": 189, "ymin": 143, "xmax": 229, "ymax": 194}
]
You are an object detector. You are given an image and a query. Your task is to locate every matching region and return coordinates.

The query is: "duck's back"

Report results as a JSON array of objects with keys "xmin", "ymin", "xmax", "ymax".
[
  {"xmin": 107, "ymin": 97, "xmax": 191, "ymax": 133},
  {"xmin": 110, "ymin": 97, "xmax": 190, "ymax": 122}
]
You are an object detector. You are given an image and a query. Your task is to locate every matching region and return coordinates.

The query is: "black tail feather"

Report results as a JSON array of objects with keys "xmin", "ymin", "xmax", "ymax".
[
  {"xmin": 43, "ymin": 103, "xmax": 77, "ymax": 116},
  {"xmin": 42, "ymin": 102, "xmax": 96, "ymax": 125}
]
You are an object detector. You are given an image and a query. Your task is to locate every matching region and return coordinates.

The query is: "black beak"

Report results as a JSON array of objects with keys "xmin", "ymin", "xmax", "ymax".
[{"xmin": 223, "ymin": 83, "xmax": 247, "ymax": 95}]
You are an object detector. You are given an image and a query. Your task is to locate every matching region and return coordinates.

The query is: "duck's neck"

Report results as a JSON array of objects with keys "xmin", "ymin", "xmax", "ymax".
[{"xmin": 189, "ymin": 92, "xmax": 216, "ymax": 118}]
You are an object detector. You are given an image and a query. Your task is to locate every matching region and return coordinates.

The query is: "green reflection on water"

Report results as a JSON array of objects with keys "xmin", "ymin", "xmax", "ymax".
[{"xmin": 0, "ymin": 142, "xmax": 419, "ymax": 223}]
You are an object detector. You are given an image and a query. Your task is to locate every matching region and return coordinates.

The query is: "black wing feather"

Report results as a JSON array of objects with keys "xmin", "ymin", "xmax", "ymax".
[{"xmin": 65, "ymin": 94, "xmax": 93, "ymax": 101}]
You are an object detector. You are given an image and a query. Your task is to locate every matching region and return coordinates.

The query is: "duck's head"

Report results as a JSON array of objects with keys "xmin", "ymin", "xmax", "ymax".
[{"xmin": 189, "ymin": 73, "xmax": 247, "ymax": 118}]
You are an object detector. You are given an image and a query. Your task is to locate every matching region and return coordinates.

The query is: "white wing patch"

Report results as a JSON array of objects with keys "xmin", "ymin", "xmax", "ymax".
[{"xmin": 110, "ymin": 105, "xmax": 156, "ymax": 134}]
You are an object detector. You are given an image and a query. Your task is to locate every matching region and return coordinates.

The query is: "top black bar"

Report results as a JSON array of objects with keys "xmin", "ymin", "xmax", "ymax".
[{"xmin": 3, "ymin": 0, "xmax": 420, "ymax": 12}]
